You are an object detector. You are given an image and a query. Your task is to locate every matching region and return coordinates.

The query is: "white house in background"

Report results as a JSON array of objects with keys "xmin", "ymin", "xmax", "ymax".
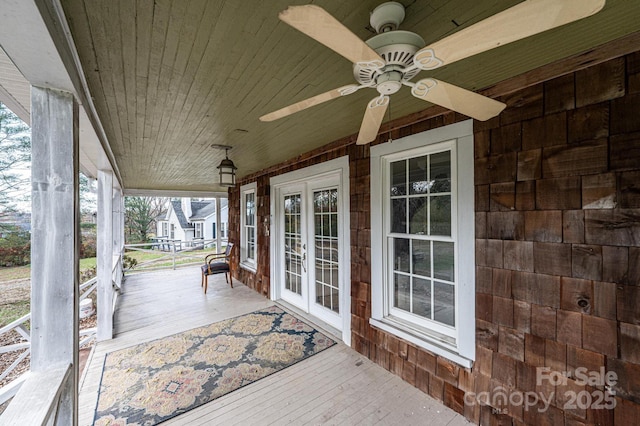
[{"xmin": 157, "ymin": 198, "xmax": 228, "ymax": 242}]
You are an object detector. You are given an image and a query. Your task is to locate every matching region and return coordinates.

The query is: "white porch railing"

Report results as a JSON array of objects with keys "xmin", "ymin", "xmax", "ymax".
[
  {"xmin": 125, "ymin": 238, "xmax": 226, "ymax": 271},
  {"xmin": 0, "ymin": 363, "xmax": 72, "ymax": 425},
  {"xmin": 0, "ymin": 276, "xmax": 99, "ymax": 406}
]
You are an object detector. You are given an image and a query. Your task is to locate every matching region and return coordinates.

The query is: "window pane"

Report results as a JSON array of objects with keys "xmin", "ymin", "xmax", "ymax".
[
  {"xmin": 391, "ymin": 160, "xmax": 406, "ymax": 196},
  {"xmin": 393, "ymin": 238, "xmax": 410, "ymax": 272},
  {"xmin": 430, "ymin": 151, "xmax": 451, "ymax": 193},
  {"xmin": 409, "ymin": 155, "xmax": 428, "ymax": 195},
  {"xmin": 330, "ymin": 287, "xmax": 339, "ymax": 313},
  {"xmin": 412, "ymin": 240, "xmax": 431, "ymax": 277},
  {"xmin": 391, "ymin": 199, "xmax": 406, "ymax": 233},
  {"xmin": 434, "ymin": 282, "xmax": 455, "ymax": 326},
  {"xmin": 246, "ymin": 193, "xmax": 255, "ymax": 226},
  {"xmin": 433, "ymin": 241, "xmax": 454, "ymax": 282},
  {"xmin": 408, "ymin": 197, "xmax": 428, "ymax": 235},
  {"xmin": 329, "ymin": 190, "xmax": 338, "ymax": 212},
  {"xmin": 322, "ymin": 215, "xmax": 330, "ymax": 237},
  {"xmin": 330, "ymin": 214, "xmax": 338, "ymax": 237},
  {"xmin": 394, "ymin": 274, "xmax": 410, "ymax": 311},
  {"xmin": 430, "ymin": 195, "xmax": 451, "ymax": 236},
  {"xmin": 412, "ymin": 278, "xmax": 432, "ymax": 318}
]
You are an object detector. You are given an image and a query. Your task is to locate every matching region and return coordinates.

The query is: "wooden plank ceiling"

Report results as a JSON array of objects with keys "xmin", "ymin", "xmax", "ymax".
[{"xmin": 60, "ymin": 0, "xmax": 640, "ymax": 192}]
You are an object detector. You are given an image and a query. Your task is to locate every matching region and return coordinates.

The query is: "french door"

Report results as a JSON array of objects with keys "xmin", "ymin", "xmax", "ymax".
[{"xmin": 277, "ymin": 176, "xmax": 343, "ymax": 330}]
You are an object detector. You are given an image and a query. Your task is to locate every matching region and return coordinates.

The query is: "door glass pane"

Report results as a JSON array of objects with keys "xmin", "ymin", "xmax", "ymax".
[
  {"xmin": 313, "ymin": 189, "xmax": 339, "ymax": 314},
  {"xmin": 284, "ymin": 194, "xmax": 302, "ymax": 295},
  {"xmin": 434, "ymin": 282, "xmax": 455, "ymax": 326},
  {"xmin": 412, "ymin": 278, "xmax": 432, "ymax": 318}
]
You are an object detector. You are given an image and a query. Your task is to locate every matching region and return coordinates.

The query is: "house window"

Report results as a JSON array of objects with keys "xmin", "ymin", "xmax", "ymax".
[
  {"xmin": 161, "ymin": 222, "xmax": 168, "ymax": 237},
  {"xmin": 220, "ymin": 222, "xmax": 227, "ymax": 239},
  {"xmin": 370, "ymin": 121, "xmax": 475, "ymax": 367},
  {"xmin": 195, "ymin": 222, "xmax": 203, "ymax": 238},
  {"xmin": 170, "ymin": 224, "xmax": 175, "ymax": 240},
  {"xmin": 240, "ymin": 182, "xmax": 258, "ymax": 271}
]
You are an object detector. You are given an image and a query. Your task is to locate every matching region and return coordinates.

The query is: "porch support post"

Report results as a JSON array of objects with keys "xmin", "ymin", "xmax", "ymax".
[
  {"xmin": 29, "ymin": 86, "xmax": 79, "ymax": 424},
  {"xmin": 97, "ymin": 170, "xmax": 114, "ymax": 341},
  {"xmin": 216, "ymin": 196, "xmax": 222, "ymax": 251},
  {"xmin": 112, "ymin": 188, "xmax": 123, "ymax": 289}
]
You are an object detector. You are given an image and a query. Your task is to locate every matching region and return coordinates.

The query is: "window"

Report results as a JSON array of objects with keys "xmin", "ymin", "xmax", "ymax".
[
  {"xmin": 170, "ymin": 224, "xmax": 175, "ymax": 240},
  {"xmin": 194, "ymin": 222, "xmax": 203, "ymax": 238},
  {"xmin": 240, "ymin": 182, "xmax": 258, "ymax": 271},
  {"xmin": 370, "ymin": 121, "xmax": 475, "ymax": 367},
  {"xmin": 220, "ymin": 222, "xmax": 227, "ymax": 239},
  {"xmin": 161, "ymin": 222, "xmax": 168, "ymax": 237}
]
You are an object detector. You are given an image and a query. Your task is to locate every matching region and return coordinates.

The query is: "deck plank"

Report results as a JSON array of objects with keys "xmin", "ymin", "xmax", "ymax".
[{"xmin": 78, "ymin": 266, "xmax": 469, "ymax": 425}]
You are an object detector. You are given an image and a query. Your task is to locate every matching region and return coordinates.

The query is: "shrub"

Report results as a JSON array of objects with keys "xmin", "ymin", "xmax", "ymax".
[
  {"xmin": 123, "ymin": 255, "xmax": 138, "ymax": 270},
  {"xmin": 0, "ymin": 231, "xmax": 30, "ymax": 267},
  {"xmin": 80, "ymin": 233, "xmax": 97, "ymax": 259}
]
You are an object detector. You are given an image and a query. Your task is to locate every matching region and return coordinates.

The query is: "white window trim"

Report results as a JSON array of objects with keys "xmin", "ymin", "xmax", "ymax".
[
  {"xmin": 370, "ymin": 120, "xmax": 475, "ymax": 368},
  {"xmin": 194, "ymin": 222, "xmax": 203, "ymax": 238},
  {"xmin": 240, "ymin": 182, "xmax": 258, "ymax": 272}
]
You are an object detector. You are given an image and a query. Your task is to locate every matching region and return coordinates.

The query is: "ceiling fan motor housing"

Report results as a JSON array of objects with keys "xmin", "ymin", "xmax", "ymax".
[{"xmin": 353, "ymin": 30, "xmax": 425, "ymax": 86}]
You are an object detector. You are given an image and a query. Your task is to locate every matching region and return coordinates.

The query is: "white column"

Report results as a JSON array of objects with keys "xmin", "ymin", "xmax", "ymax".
[
  {"xmin": 29, "ymin": 86, "xmax": 79, "ymax": 424},
  {"xmin": 97, "ymin": 170, "xmax": 114, "ymax": 341},
  {"xmin": 216, "ymin": 196, "xmax": 222, "ymax": 252},
  {"xmin": 112, "ymin": 189, "xmax": 123, "ymax": 288}
]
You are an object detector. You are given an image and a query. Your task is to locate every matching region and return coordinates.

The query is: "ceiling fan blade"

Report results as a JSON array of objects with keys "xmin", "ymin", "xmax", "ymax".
[
  {"xmin": 413, "ymin": 0, "xmax": 606, "ymax": 70},
  {"xmin": 357, "ymin": 96, "xmax": 389, "ymax": 145},
  {"xmin": 411, "ymin": 78, "xmax": 506, "ymax": 121},
  {"xmin": 279, "ymin": 5, "xmax": 384, "ymax": 68},
  {"xmin": 260, "ymin": 84, "xmax": 362, "ymax": 122}
]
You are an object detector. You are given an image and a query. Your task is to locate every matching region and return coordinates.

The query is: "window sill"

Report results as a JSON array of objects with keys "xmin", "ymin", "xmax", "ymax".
[
  {"xmin": 239, "ymin": 261, "xmax": 257, "ymax": 273},
  {"xmin": 369, "ymin": 317, "xmax": 472, "ymax": 368}
]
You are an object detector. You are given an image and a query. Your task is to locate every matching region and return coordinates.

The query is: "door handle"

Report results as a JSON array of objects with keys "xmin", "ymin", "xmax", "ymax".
[{"xmin": 302, "ymin": 251, "xmax": 307, "ymax": 272}]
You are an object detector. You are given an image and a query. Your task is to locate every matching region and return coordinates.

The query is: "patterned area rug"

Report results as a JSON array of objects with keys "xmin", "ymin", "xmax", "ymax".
[{"xmin": 93, "ymin": 306, "xmax": 335, "ymax": 425}]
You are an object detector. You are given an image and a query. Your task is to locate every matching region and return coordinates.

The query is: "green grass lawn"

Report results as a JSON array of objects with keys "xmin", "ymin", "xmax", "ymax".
[
  {"xmin": 0, "ymin": 246, "xmax": 221, "ymax": 283},
  {"xmin": 0, "ymin": 300, "xmax": 30, "ymax": 327},
  {"xmin": 0, "ymin": 265, "xmax": 30, "ymax": 282}
]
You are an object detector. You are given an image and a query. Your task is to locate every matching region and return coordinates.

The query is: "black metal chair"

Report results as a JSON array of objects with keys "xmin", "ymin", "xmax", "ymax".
[{"xmin": 201, "ymin": 242, "xmax": 234, "ymax": 293}]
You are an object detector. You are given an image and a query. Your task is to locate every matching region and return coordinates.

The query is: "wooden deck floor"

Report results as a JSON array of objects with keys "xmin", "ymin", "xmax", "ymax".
[{"xmin": 78, "ymin": 266, "xmax": 470, "ymax": 425}]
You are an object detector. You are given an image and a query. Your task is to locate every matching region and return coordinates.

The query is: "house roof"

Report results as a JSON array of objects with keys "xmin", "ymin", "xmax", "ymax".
[
  {"xmin": 190, "ymin": 198, "xmax": 228, "ymax": 220},
  {"xmin": 170, "ymin": 199, "xmax": 228, "ymax": 229},
  {"xmin": 170, "ymin": 200, "xmax": 192, "ymax": 230}
]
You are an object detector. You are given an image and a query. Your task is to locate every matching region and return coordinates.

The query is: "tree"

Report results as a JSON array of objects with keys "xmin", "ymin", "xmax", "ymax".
[
  {"xmin": 124, "ymin": 197, "xmax": 169, "ymax": 243},
  {"xmin": 79, "ymin": 172, "xmax": 97, "ymax": 214},
  {"xmin": 0, "ymin": 102, "xmax": 30, "ymax": 226}
]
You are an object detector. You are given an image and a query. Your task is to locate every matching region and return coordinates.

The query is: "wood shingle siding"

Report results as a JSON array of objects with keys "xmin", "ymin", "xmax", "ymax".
[{"xmin": 228, "ymin": 44, "xmax": 640, "ymax": 424}]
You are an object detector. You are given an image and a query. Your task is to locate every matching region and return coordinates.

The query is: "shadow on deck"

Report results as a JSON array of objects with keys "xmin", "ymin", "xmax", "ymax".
[{"xmin": 79, "ymin": 266, "xmax": 470, "ymax": 425}]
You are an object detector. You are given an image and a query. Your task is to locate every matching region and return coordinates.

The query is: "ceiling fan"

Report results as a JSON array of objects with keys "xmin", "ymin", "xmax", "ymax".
[{"xmin": 260, "ymin": 0, "xmax": 606, "ymax": 145}]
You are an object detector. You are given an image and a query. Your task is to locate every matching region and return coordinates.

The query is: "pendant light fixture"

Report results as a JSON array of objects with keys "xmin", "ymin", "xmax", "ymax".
[{"xmin": 211, "ymin": 144, "xmax": 237, "ymax": 187}]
